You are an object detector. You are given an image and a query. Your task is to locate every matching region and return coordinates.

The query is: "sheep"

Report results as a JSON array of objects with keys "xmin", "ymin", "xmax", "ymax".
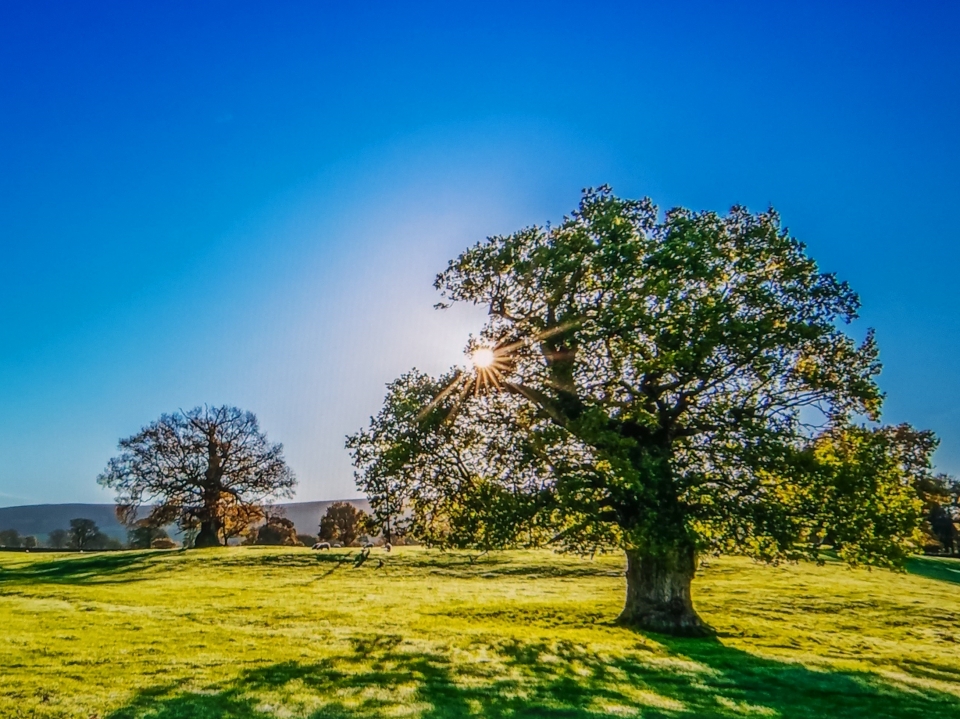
[
  {"xmin": 312, "ymin": 542, "xmax": 331, "ymax": 550},
  {"xmin": 384, "ymin": 542, "xmax": 392, "ymax": 552},
  {"xmin": 361, "ymin": 541, "xmax": 375, "ymax": 549},
  {"xmin": 332, "ymin": 542, "xmax": 343, "ymax": 548}
]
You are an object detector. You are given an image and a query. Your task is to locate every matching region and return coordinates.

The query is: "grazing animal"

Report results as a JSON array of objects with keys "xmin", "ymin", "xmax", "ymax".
[
  {"xmin": 332, "ymin": 542, "xmax": 342, "ymax": 548},
  {"xmin": 384, "ymin": 542, "xmax": 392, "ymax": 552},
  {"xmin": 312, "ymin": 542, "xmax": 331, "ymax": 550},
  {"xmin": 361, "ymin": 541, "xmax": 375, "ymax": 549}
]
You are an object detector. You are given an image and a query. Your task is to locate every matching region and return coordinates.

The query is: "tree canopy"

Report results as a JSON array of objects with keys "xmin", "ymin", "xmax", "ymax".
[
  {"xmin": 68, "ymin": 518, "xmax": 112, "ymax": 551},
  {"xmin": 252, "ymin": 515, "xmax": 299, "ymax": 546},
  {"xmin": 98, "ymin": 405, "xmax": 296, "ymax": 547},
  {"xmin": 349, "ymin": 187, "xmax": 935, "ymax": 635},
  {"xmin": 318, "ymin": 502, "xmax": 370, "ymax": 547}
]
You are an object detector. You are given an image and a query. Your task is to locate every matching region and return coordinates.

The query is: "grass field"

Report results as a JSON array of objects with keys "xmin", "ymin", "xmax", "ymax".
[{"xmin": 1, "ymin": 547, "xmax": 959, "ymax": 718}]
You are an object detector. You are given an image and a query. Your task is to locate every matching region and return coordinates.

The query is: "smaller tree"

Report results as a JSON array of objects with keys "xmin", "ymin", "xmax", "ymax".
[
  {"xmin": 319, "ymin": 502, "xmax": 369, "ymax": 547},
  {"xmin": 219, "ymin": 494, "xmax": 265, "ymax": 544},
  {"xmin": 23, "ymin": 536, "xmax": 38, "ymax": 549},
  {"xmin": 128, "ymin": 524, "xmax": 170, "ymax": 550},
  {"xmin": 254, "ymin": 516, "xmax": 299, "ymax": 546},
  {"xmin": 296, "ymin": 533, "xmax": 317, "ymax": 546},
  {"xmin": 68, "ymin": 518, "xmax": 101, "ymax": 551},
  {"xmin": 0, "ymin": 529, "xmax": 21, "ymax": 547},
  {"xmin": 47, "ymin": 529, "xmax": 69, "ymax": 549},
  {"xmin": 921, "ymin": 474, "xmax": 959, "ymax": 554}
]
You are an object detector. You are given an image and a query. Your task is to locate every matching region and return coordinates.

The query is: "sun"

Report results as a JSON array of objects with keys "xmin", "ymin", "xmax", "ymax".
[{"xmin": 471, "ymin": 347, "xmax": 496, "ymax": 369}]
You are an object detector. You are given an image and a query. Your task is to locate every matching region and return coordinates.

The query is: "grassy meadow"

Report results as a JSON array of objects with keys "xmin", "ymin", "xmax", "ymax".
[{"xmin": 1, "ymin": 547, "xmax": 959, "ymax": 718}]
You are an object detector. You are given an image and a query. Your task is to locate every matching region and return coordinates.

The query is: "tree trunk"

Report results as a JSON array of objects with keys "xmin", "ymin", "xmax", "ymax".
[
  {"xmin": 194, "ymin": 519, "xmax": 222, "ymax": 548},
  {"xmin": 618, "ymin": 545, "xmax": 711, "ymax": 636}
]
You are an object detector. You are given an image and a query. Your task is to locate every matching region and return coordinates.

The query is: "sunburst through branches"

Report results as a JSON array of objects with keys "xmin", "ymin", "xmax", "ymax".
[{"xmin": 418, "ymin": 322, "xmax": 578, "ymax": 424}]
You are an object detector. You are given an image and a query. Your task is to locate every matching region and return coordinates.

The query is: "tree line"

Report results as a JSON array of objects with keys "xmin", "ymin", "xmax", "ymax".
[
  {"xmin": 0, "ymin": 501, "xmax": 381, "ymax": 552},
  {"xmin": 0, "ymin": 518, "xmax": 121, "ymax": 551}
]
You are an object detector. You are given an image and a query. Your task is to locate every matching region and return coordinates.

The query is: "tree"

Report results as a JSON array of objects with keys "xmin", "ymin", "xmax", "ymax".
[
  {"xmin": 296, "ymin": 534, "xmax": 318, "ymax": 546},
  {"xmin": 920, "ymin": 473, "xmax": 959, "ymax": 554},
  {"xmin": 128, "ymin": 524, "xmax": 170, "ymax": 550},
  {"xmin": 0, "ymin": 529, "xmax": 21, "ymax": 547},
  {"xmin": 69, "ymin": 518, "xmax": 101, "ymax": 551},
  {"xmin": 47, "ymin": 529, "xmax": 69, "ymax": 549},
  {"xmin": 23, "ymin": 536, "xmax": 38, "ymax": 549},
  {"xmin": 318, "ymin": 502, "xmax": 369, "ymax": 547},
  {"xmin": 219, "ymin": 494, "xmax": 266, "ymax": 544},
  {"xmin": 253, "ymin": 515, "xmax": 299, "ymax": 546},
  {"xmin": 98, "ymin": 405, "xmax": 296, "ymax": 548},
  {"xmin": 350, "ymin": 187, "xmax": 927, "ymax": 635}
]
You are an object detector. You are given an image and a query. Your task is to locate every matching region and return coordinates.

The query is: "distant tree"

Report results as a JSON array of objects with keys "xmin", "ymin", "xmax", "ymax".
[
  {"xmin": 47, "ymin": 529, "xmax": 69, "ymax": 549},
  {"xmin": 0, "ymin": 529, "xmax": 22, "ymax": 547},
  {"xmin": 98, "ymin": 405, "xmax": 296, "ymax": 548},
  {"xmin": 787, "ymin": 424, "xmax": 930, "ymax": 565},
  {"xmin": 254, "ymin": 516, "xmax": 299, "ymax": 546},
  {"xmin": 921, "ymin": 474, "xmax": 959, "ymax": 554},
  {"xmin": 219, "ymin": 494, "xmax": 266, "ymax": 544},
  {"xmin": 128, "ymin": 524, "xmax": 170, "ymax": 550},
  {"xmin": 319, "ymin": 502, "xmax": 369, "ymax": 547},
  {"xmin": 351, "ymin": 188, "xmax": 928, "ymax": 635},
  {"xmin": 150, "ymin": 537, "xmax": 178, "ymax": 549},
  {"xmin": 68, "ymin": 518, "xmax": 101, "ymax": 551},
  {"xmin": 296, "ymin": 533, "xmax": 318, "ymax": 547},
  {"xmin": 23, "ymin": 536, "xmax": 38, "ymax": 549},
  {"xmin": 93, "ymin": 535, "xmax": 123, "ymax": 551}
]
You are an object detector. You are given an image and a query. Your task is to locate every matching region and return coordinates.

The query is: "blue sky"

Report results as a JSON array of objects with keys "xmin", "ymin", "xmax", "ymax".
[{"xmin": 1, "ymin": 1, "xmax": 958, "ymax": 506}]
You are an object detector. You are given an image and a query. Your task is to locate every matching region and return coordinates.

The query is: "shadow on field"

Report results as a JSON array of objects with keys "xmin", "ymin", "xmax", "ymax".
[
  {"xmin": 907, "ymin": 556, "xmax": 960, "ymax": 586},
  {"xmin": 0, "ymin": 550, "xmax": 162, "ymax": 585},
  {"xmin": 103, "ymin": 633, "xmax": 960, "ymax": 719}
]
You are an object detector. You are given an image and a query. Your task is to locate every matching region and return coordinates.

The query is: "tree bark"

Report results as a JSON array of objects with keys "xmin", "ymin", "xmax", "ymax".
[
  {"xmin": 618, "ymin": 544, "xmax": 711, "ymax": 636},
  {"xmin": 194, "ymin": 519, "xmax": 222, "ymax": 548}
]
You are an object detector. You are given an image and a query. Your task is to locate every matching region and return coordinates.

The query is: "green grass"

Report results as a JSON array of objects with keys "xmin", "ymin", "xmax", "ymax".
[{"xmin": 1, "ymin": 547, "xmax": 959, "ymax": 718}]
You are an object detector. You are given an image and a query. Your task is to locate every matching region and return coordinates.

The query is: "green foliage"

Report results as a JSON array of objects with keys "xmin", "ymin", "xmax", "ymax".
[
  {"xmin": 1, "ymin": 547, "xmax": 959, "ymax": 717},
  {"xmin": 0, "ymin": 528, "xmax": 21, "ymax": 547},
  {"xmin": 68, "ymin": 518, "xmax": 103, "ymax": 551},
  {"xmin": 47, "ymin": 528, "xmax": 69, "ymax": 549},
  {"xmin": 920, "ymin": 473, "xmax": 959, "ymax": 554},
  {"xmin": 22, "ymin": 535, "xmax": 38, "ymax": 549},
  {"xmin": 253, "ymin": 516, "xmax": 299, "ymax": 546},
  {"xmin": 348, "ymin": 372, "xmax": 561, "ymax": 551},
  {"xmin": 352, "ymin": 188, "xmax": 928, "ymax": 576},
  {"xmin": 127, "ymin": 524, "xmax": 170, "ymax": 550},
  {"xmin": 318, "ymin": 502, "xmax": 370, "ymax": 547}
]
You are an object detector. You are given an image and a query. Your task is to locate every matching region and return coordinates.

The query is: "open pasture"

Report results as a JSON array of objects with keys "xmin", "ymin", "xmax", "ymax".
[{"xmin": 1, "ymin": 547, "xmax": 959, "ymax": 718}]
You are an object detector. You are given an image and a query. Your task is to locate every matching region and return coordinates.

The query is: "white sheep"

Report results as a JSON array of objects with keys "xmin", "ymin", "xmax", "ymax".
[{"xmin": 312, "ymin": 542, "xmax": 331, "ymax": 550}]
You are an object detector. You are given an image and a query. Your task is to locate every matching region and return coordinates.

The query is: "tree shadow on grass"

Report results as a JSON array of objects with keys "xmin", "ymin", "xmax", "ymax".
[
  {"xmin": 102, "ymin": 633, "xmax": 960, "ymax": 719},
  {"xmin": 906, "ymin": 556, "xmax": 960, "ymax": 586},
  {"xmin": 0, "ymin": 550, "xmax": 163, "ymax": 586}
]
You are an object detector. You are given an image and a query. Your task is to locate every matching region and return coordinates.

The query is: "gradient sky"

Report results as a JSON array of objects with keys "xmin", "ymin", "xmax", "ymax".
[{"xmin": 1, "ymin": 1, "xmax": 958, "ymax": 507}]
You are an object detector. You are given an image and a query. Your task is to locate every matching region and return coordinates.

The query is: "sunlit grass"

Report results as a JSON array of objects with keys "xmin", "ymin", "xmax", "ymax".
[{"xmin": 1, "ymin": 547, "xmax": 958, "ymax": 717}]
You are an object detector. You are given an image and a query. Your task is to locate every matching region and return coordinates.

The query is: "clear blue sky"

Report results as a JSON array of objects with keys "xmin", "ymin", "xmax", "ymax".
[{"xmin": 1, "ymin": 1, "xmax": 958, "ymax": 506}]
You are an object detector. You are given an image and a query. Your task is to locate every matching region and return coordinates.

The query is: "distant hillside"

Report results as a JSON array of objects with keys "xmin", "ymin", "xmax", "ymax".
[{"xmin": 0, "ymin": 499, "xmax": 370, "ymax": 541}]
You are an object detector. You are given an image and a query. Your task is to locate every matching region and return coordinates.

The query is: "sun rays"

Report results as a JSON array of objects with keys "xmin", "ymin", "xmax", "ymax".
[{"xmin": 418, "ymin": 321, "xmax": 579, "ymax": 423}]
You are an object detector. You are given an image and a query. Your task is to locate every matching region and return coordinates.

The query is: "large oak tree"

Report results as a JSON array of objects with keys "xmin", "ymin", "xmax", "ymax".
[
  {"xmin": 99, "ymin": 405, "xmax": 295, "ymax": 547},
  {"xmin": 349, "ymin": 187, "xmax": 933, "ymax": 635}
]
